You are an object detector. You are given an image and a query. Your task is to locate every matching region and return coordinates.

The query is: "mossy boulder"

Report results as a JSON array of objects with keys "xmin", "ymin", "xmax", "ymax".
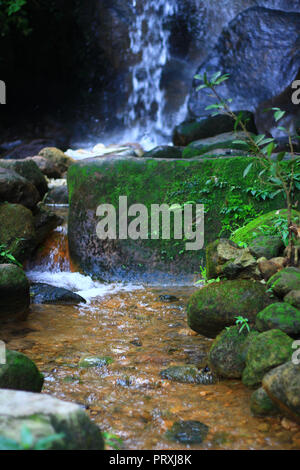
[
  {"xmin": 267, "ymin": 267, "xmax": 300, "ymax": 298},
  {"xmin": 0, "ymin": 203, "xmax": 37, "ymax": 262},
  {"xmin": 262, "ymin": 362, "xmax": 300, "ymax": 424},
  {"xmin": 231, "ymin": 209, "xmax": 300, "ymax": 245},
  {"xmin": 0, "ymin": 350, "xmax": 44, "ymax": 392},
  {"xmin": 0, "ymin": 264, "xmax": 30, "ymax": 322},
  {"xmin": 39, "ymin": 147, "xmax": 74, "ymax": 175},
  {"xmin": 172, "ymin": 112, "xmax": 256, "ymax": 146},
  {"xmin": 0, "ymin": 159, "xmax": 48, "ymax": 198},
  {"xmin": 248, "ymin": 235, "xmax": 284, "ymax": 260},
  {"xmin": 250, "ymin": 387, "xmax": 279, "ymax": 417},
  {"xmin": 143, "ymin": 146, "xmax": 183, "ymax": 159},
  {"xmin": 208, "ymin": 326, "xmax": 259, "ymax": 378},
  {"xmin": 182, "ymin": 131, "xmax": 250, "ymax": 159},
  {"xmin": 256, "ymin": 302, "xmax": 300, "ymax": 337},
  {"xmin": 187, "ymin": 280, "xmax": 271, "ymax": 338},
  {"xmin": 242, "ymin": 329, "xmax": 294, "ymax": 388},
  {"xmin": 284, "ymin": 290, "xmax": 300, "ymax": 310},
  {"xmin": 0, "ymin": 389, "xmax": 104, "ymax": 449},
  {"xmin": 0, "ymin": 167, "xmax": 40, "ymax": 209}
]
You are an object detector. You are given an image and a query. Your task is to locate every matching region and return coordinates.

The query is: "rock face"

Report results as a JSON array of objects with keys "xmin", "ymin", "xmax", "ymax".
[
  {"xmin": 248, "ymin": 236, "xmax": 284, "ymax": 260},
  {"xmin": 0, "ymin": 265, "xmax": 30, "ymax": 322},
  {"xmin": 262, "ymin": 361, "xmax": 300, "ymax": 424},
  {"xmin": 143, "ymin": 146, "xmax": 183, "ymax": 159},
  {"xmin": 0, "ymin": 350, "xmax": 44, "ymax": 392},
  {"xmin": 267, "ymin": 267, "xmax": 300, "ymax": 298},
  {"xmin": 256, "ymin": 303, "xmax": 300, "ymax": 337},
  {"xmin": 30, "ymin": 283, "xmax": 86, "ymax": 306},
  {"xmin": 0, "ymin": 167, "xmax": 40, "ymax": 209},
  {"xmin": 189, "ymin": 7, "xmax": 300, "ymax": 126},
  {"xmin": 187, "ymin": 280, "xmax": 271, "ymax": 338},
  {"xmin": 242, "ymin": 329, "xmax": 294, "ymax": 388},
  {"xmin": 208, "ymin": 326, "xmax": 258, "ymax": 378},
  {"xmin": 250, "ymin": 387, "xmax": 279, "ymax": 417},
  {"xmin": 182, "ymin": 131, "xmax": 251, "ymax": 159},
  {"xmin": 0, "ymin": 389, "xmax": 104, "ymax": 450}
]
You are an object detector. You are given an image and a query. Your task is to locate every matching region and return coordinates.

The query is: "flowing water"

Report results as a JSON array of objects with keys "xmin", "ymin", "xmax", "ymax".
[{"xmin": 2, "ymin": 208, "xmax": 300, "ymax": 450}]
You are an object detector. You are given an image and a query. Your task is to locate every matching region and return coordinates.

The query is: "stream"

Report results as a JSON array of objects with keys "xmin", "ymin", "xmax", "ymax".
[{"xmin": 1, "ymin": 206, "xmax": 299, "ymax": 450}]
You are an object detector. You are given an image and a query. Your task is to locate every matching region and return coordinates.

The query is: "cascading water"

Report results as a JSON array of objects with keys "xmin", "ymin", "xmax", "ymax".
[{"xmin": 123, "ymin": 0, "xmax": 187, "ymax": 148}]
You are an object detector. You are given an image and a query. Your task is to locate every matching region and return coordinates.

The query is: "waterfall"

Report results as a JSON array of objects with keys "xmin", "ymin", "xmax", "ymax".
[{"xmin": 124, "ymin": 0, "xmax": 178, "ymax": 148}]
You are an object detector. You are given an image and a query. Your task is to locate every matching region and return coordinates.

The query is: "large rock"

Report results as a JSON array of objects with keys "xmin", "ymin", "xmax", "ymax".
[
  {"xmin": 44, "ymin": 186, "xmax": 69, "ymax": 205},
  {"xmin": 39, "ymin": 148, "xmax": 75, "ymax": 175},
  {"xmin": 208, "ymin": 326, "xmax": 258, "ymax": 378},
  {"xmin": 189, "ymin": 7, "xmax": 300, "ymax": 121},
  {"xmin": 26, "ymin": 156, "xmax": 62, "ymax": 179},
  {"xmin": 30, "ymin": 283, "xmax": 86, "ymax": 305},
  {"xmin": 256, "ymin": 302, "xmax": 300, "ymax": 337},
  {"xmin": 187, "ymin": 280, "xmax": 271, "ymax": 338},
  {"xmin": 172, "ymin": 113, "xmax": 256, "ymax": 146},
  {"xmin": 33, "ymin": 204, "xmax": 63, "ymax": 246},
  {"xmin": 250, "ymin": 387, "xmax": 279, "ymax": 417},
  {"xmin": 0, "ymin": 203, "xmax": 37, "ymax": 263},
  {"xmin": 262, "ymin": 361, "xmax": 300, "ymax": 424},
  {"xmin": 0, "ymin": 350, "xmax": 43, "ymax": 392},
  {"xmin": 284, "ymin": 290, "xmax": 300, "ymax": 310},
  {"xmin": 0, "ymin": 159, "xmax": 48, "ymax": 198},
  {"xmin": 182, "ymin": 131, "xmax": 251, "ymax": 158},
  {"xmin": 0, "ymin": 265, "xmax": 30, "ymax": 322},
  {"xmin": 242, "ymin": 329, "xmax": 294, "ymax": 388},
  {"xmin": 0, "ymin": 167, "xmax": 40, "ymax": 209},
  {"xmin": 267, "ymin": 267, "xmax": 300, "ymax": 298},
  {"xmin": 0, "ymin": 389, "xmax": 104, "ymax": 449},
  {"xmin": 248, "ymin": 235, "xmax": 284, "ymax": 260},
  {"xmin": 143, "ymin": 146, "xmax": 183, "ymax": 159}
]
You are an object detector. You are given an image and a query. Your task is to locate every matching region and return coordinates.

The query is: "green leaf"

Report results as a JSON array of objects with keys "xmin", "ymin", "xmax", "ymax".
[
  {"xmin": 274, "ymin": 110, "xmax": 286, "ymax": 122},
  {"xmin": 20, "ymin": 426, "xmax": 34, "ymax": 449},
  {"xmin": 34, "ymin": 433, "xmax": 65, "ymax": 450},
  {"xmin": 276, "ymin": 151, "xmax": 286, "ymax": 162},
  {"xmin": 243, "ymin": 163, "xmax": 253, "ymax": 178}
]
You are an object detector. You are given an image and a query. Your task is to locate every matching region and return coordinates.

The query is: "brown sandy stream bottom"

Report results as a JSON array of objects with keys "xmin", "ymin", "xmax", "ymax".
[{"xmin": 2, "ymin": 287, "xmax": 300, "ymax": 450}]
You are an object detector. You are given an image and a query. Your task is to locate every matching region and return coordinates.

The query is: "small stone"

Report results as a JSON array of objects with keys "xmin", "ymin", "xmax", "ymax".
[
  {"xmin": 78, "ymin": 356, "xmax": 113, "ymax": 368},
  {"xmin": 165, "ymin": 420, "xmax": 209, "ymax": 444}
]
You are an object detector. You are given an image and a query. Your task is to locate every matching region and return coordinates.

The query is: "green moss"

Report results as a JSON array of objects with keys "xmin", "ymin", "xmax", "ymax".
[
  {"xmin": 256, "ymin": 302, "xmax": 300, "ymax": 336},
  {"xmin": 0, "ymin": 350, "xmax": 44, "ymax": 392},
  {"xmin": 267, "ymin": 267, "xmax": 300, "ymax": 298},
  {"xmin": 250, "ymin": 387, "xmax": 279, "ymax": 417}
]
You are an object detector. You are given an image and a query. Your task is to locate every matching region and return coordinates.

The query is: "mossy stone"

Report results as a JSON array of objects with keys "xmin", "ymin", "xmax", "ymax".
[
  {"xmin": 284, "ymin": 290, "xmax": 300, "ymax": 310},
  {"xmin": 208, "ymin": 326, "xmax": 259, "ymax": 378},
  {"xmin": 248, "ymin": 235, "xmax": 284, "ymax": 260},
  {"xmin": 267, "ymin": 267, "xmax": 300, "ymax": 298},
  {"xmin": 250, "ymin": 387, "xmax": 279, "ymax": 417},
  {"xmin": 256, "ymin": 302, "xmax": 300, "ymax": 336},
  {"xmin": 187, "ymin": 280, "xmax": 271, "ymax": 338},
  {"xmin": 242, "ymin": 329, "xmax": 294, "ymax": 388},
  {"xmin": 78, "ymin": 356, "xmax": 113, "ymax": 368},
  {"xmin": 0, "ymin": 264, "xmax": 30, "ymax": 321},
  {"xmin": 143, "ymin": 146, "xmax": 183, "ymax": 159},
  {"xmin": 0, "ymin": 350, "xmax": 44, "ymax": 392}
]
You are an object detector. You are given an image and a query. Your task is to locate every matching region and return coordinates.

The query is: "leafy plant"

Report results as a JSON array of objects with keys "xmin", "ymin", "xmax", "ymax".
[
  {"xmin": 103, "ymin": 431, "xmax": 123, "ymax": 450},
  {"xmin": 0, "ymin": 244, "xmax": 22, "ymax": 267},
  {"xmin": 0, "ymin": 426, "xmax": 64, "ymax": 450},
  {"xmin": 0, "ymin": 0, "xmax": 31, "ymax": 36},
  {"xmin": 195, "ymin": 266, "xmax": 221, "ymax": 286},
  {"xmin": 235, "ymin": 316, "xmax": 250, "ymax": 334},
  {"xmin": 195, "ymin": 71, "xmax": 300, "ymax": 265}
]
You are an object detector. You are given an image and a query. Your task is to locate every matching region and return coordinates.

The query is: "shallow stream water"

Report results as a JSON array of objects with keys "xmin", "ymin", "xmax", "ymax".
[{"xmin": 2, "ymin": 207, "xmax": 300, "ymax": 450}]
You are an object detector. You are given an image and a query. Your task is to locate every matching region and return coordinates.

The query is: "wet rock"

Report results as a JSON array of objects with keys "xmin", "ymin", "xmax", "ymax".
[
  {"xmin": 221, "ymin": 248, "xmax": 259, "ymax": 280},
  {"xmin": 205, "ymin": 239, "xmax": 241, "ymax": 279},
  {"xmin": 249, "ymin": 236, "xmax": 284, "ymax": 260},
  {"xmin": 256, "ymin": 302, "xmax": 300, "ymax": 337},
  {"xmin": 0, "ymin": 264, "xmax": 30, "ymax": 322},
  {"xmin": 130, "ymin": 339, "xmax": 142, "ymax": 347},
  {"xmin": 78, "ymin": 356, "xmax": 113, "ymax": 368},
  {"xmin": 0, "ymin": 167, "xmax": 40, "ymax": 209},
  {"xmin": 258, "ymin": 257, "xmax": 286, "ymax": 281},
  {"xmin": 0, "ymin": 159, "xmax": 48, "ymax": 199},
  {"xmin": 165, "ymin": 420, "xmax": 209, "ymax": 444},
  {"xmin": 0, "ymin": 350, "xmax": 44, "ymax": 392},
  {"xmin": 2, "ymin": 139, "xmax": 58, "ymax": 160},
  {"xmin": 172, "ymin": 112, "xmax": 256, "ymax": 146},
  {"xmin": 30, "ymin": 283, "xmax": 86, "ymax": 305},
  {"xmin": 267, "ymin": 267, "xmax": 300, "ymax": 298},
  {"xmin": 284, "ymin": 290, "xmax": 300, "ymax": 310},
  {"xmin": 242, "ymin": 329, "xmax": 294, "ymax": 388},
  {"xmin": 44, "ymin": 186, "xmax": 69, "ymax": 205},
  {"xmin": 189, "ymin": 8, "xmax": 300, "ymax": 119},
  {"xmin": 143, "ymin": 146, "xmax": 183, "ymax": 159},
  {"xmin": 38, "ymin": 147, "xmax": 75, "ymax": 175},
  {"xmin": 0, "ymin": 203, "xmax": 37, "ymax": 262},
  {"xmin": 158, "ymin": 295, "xmax": 179, "ymax": 302},
  {"xmin": 26, "ymin": 156, "xmax": 62, "ymax": 179},
  {"xmin": 182, "ymin": 131, "xmax": 250, "ymax": 158},
  {"xmin": 262, "ymin": 361, "xmax": 300, "ymax": 424},
  {"xmin": 160, "ymin": 365, "xmax": 215, "ymax": 385},
  {"xmin": 33, "ymin": 203, "xmax": 63, "ymax": 246},
  {"xmin": 0, "ymin": 389, "xmax": 104, "ymax": 449},
  {"xmin": 250, "ymin": 387, "xmax": 279, "ymax": 417},
  {"xmin": 187, "ymin": 280, "xmax": 271, "ymax": 338},
  {"xmin": 208, "ymin": 326, "xmax": 258, "ymax": 379}
]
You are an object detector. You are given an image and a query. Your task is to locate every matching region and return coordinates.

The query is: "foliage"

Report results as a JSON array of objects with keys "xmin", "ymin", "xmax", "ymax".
[
  {"xmin": 195, "ymin": 266, "xmax": 221, "ymax": 286},
  {"xmin": 0, "ymin": 426, "xmax": 64, "ymax": 450},
  {"xmin": 195, "ymin": 71, "xmax": 300, "ymax": 264},
  {"xmin": 0, "ymin": 243, "xmax": 22, "ymax": 267},
  {"xmin": 0, "ymin": 0, "xmax": 31, "ymax": 37},
  {"xmin": 235, "ymin": 316, "xmax": 250, "ymax": 334},
  {"xmin": 103, "ymin": 431, "xmax": 123, "ymax": 451}
]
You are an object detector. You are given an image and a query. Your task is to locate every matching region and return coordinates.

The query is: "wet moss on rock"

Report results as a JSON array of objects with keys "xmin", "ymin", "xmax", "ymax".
[
  {"xmin": 0, "ymin": 350, "xmax": 44, "ymax": 392},
  {"xmin": 256, "ymin": 302, "xmax": 300, "ymax": 337}
]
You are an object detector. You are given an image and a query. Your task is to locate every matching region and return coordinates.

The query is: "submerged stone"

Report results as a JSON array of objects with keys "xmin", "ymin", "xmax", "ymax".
[
  {"xmin": 78, "ymin": 356, "xmax": 113, "ymax": 368},
  {"xmin": 165, "ymin": 420, "xmax": 209, "ymax": 444},
  {"xmin": 160, "ymin": 365, "xmax": 215, "ymax": 385}
]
